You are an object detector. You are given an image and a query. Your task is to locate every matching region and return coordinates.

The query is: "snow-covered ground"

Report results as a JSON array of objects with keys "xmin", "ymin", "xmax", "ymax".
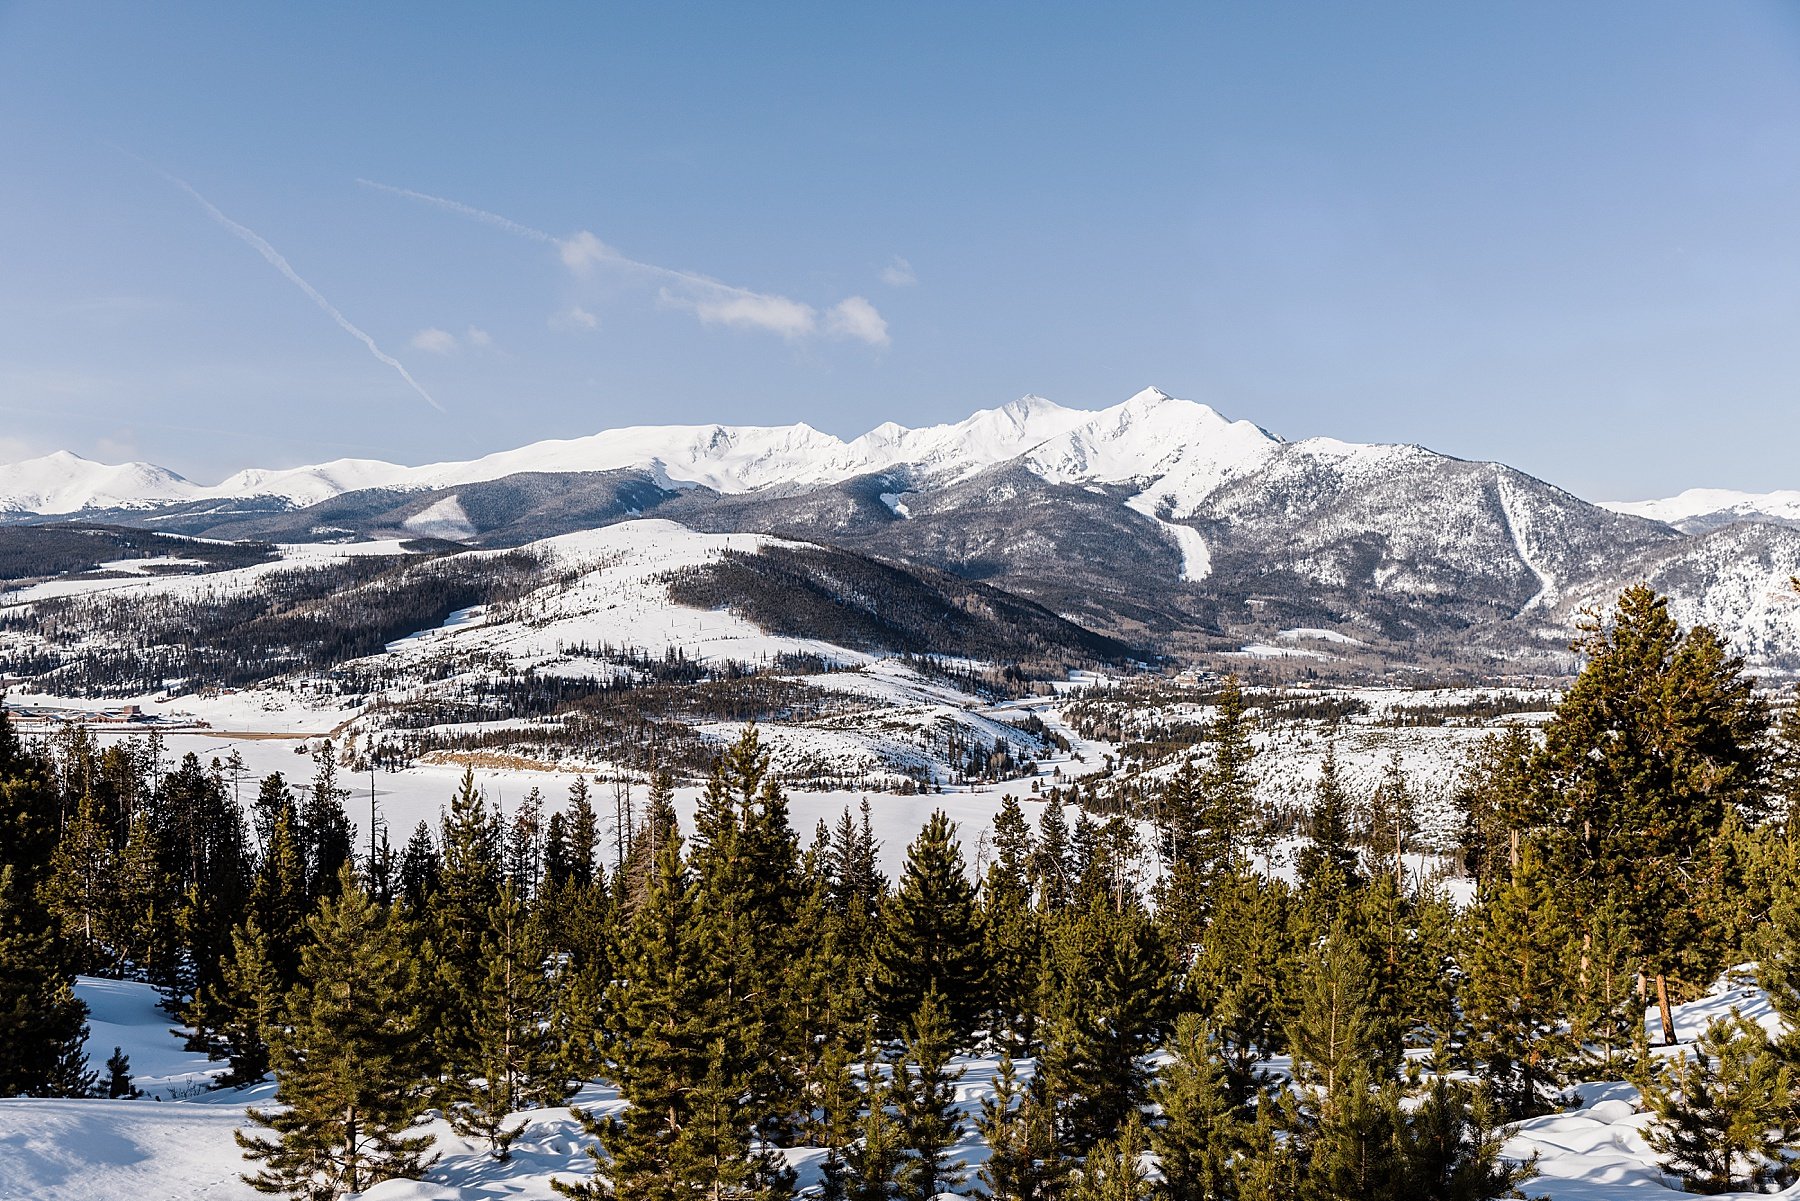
[{"xmin": 0, "ymin": 971, "xmax": 1788, "ymax": 1200}]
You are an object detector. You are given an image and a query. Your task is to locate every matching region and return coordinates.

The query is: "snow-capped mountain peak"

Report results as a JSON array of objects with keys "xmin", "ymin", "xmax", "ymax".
[
  {"xmin": 0, "ymin": 450, "xmax": 199, "ymax": 515},
  {"xmin": 1025, "ymin": 387, "xmax": 1283, "ymax": 515}
]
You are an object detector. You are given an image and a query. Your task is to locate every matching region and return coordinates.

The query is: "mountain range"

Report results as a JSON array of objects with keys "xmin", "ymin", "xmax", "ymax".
[{"xmin": 6, "ymin": 387, "xmax": 1798, "ymax": 672}]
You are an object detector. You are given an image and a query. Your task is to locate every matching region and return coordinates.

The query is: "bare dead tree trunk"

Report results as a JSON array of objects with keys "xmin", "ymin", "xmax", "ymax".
[{"xmin": 1656, "ymin": 973, "xmax": 1678, "ymax": 1047}]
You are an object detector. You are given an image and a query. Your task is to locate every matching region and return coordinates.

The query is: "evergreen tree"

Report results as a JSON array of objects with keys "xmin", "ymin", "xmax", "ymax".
[
  {"xmin": 1040, "ymin": 900, "xmax": 1173, "ymax": 1155},
  {"xmin": 299, "ymin": 744, "xmax": 354, "ymax": 900},
  {"xmin": 0, "ymin": 711, "xmax": 93, "ymax": 1098},
  {"xmin": 1454, "ymin": 729, "xmax": 1541, "ymax": 894},
  {"xmin": 1202, "ymin": 676, "xmax": 1262, "ymax": 864},
  {"xmin": 1295, "ymin": 741, "xmax": 1360, "ymax": 907},
  {"xmin": 1070, "ymin": 1112, "xmax": 1154, "ymax": 1201},
  {"xmin": 447, "ymin": 881, "xmax": 571, "ymax": 1158},
  {"xmin": 558, "ymin": 811, "xmax": 790, "ymax": 1201},
  {"xmin": 397, "ymin": 820, "xmax": 440, "ymax": 912},
  {"xmin": 1149, "ymin": 1013, "xmax": 1248, "ymax": 1201},
  {"xmin": 982, "ymin": 841, "xmax": 1044, "ymax": 1056},
  {"xmin": 1538, "ymin": 586, "xmax": 1767, "ymax": 1041},
  {"xmin": 1398, "ymin": 1077, "xmax": 1535, "ymax": 1201},
  {"xmin": 45, "ymin": 787, "xmax": 117, "ymax": 973},
  {"xmin": 1458, "ymin": 844, "xmax": 1573, "ymax": 1118},
  {"xmin": 894, "ymin": 989, "xmax": 966, "ymax": 1201},
  {"xmin": 0, "ymin": 863, "xmax": 94, "ymax": 1096},
  {"xmin": 1155, "ymin": 759, "xmax": 1216, "ymax": 955},
  {"xmin": 688, "ymin": 725, "xmax": 807, "ymax": 1140},
  {"xmin": 1033, "ymin": 797, "xmax": 1075, "ymax": 913},
  {"xmin": 237, "ymin": 866, "xmax": 436, "ymax": 1199},
  {"xmin": 1187, "ymin": 867, "xmax": 1289, "ymax": 1100},
  {"xmin": 976, "ymin": 1054, "xmax": 1066, "ymax": 1201},
  {"xmin": 1360, "ymin": 752, "xmax": 1417, "ymax": 886},
  {"xmin": 828, "ymin": 1035, "xmax": 907, "ymax": 1201},
  {"xmin": 105, "ymin": 1045, "xmax": 136, "ymax": 1099},
  {"xmin": 873, "ymin": 810, "xmax": 987, "ymax": 1044},
  {"xmin": 565, "ymin": 777, "xmax": 600, "ymax": 887},
  {"xmin": 213, "ymin": 914, "xmax": 284, "ymax": 1085},
  {"xmin": 1287, "ymin": 921, "xmax": 1386, "ymax": 1100},
  {"xmin": 1569, "ymin": 887, "xmax": 1644, "ymax": 1082},
  {"xmin": 432, "ymin": 767, "xmax": 505, "ymax": 1072},
  {"xmin": 1646, "ymin": 1011, "xmax": 1797, "ymax": 1194},
  {"xmin": 1297, "ymin": 1069, "xmax": 1406, "ymax": 1201}
]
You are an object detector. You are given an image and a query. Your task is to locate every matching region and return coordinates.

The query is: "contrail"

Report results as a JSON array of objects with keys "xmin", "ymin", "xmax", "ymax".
[
  {"xmin": 357, "ymin": 178, "xmax": 558, "ymax": 245},
  {"xmin": 360, "ymin": 178, "xmax": 770, "ymax": 301},
  {"xmin": 165, "ymin": 172, "xmax": 444, "ymax": 413}
]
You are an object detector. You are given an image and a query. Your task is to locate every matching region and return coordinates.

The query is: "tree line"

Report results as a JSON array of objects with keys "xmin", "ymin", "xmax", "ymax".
[{"xmin": 2, "ymin": 585, "xmax": 1800, "ymax": 1197}]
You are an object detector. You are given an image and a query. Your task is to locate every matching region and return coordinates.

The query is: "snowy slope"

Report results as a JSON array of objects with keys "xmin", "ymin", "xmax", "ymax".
[
  {"xmin": 1604, "ymin": 488, "xmax": 1800, "ymax": 533},
  {"xmin": 1025, "ymin": 387, "xmax": 1282, "ymax": 513},
  {"xmin": 0, "ymin": 966, "xmax": 1789, "ymax": 1201},
  {"xmin": 0, "ymin": 452, "xmax": 200, "ymax": 514}
]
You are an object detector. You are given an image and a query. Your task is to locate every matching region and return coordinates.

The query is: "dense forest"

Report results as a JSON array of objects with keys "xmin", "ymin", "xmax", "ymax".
[{"xmin": 5, "ymin": 585, "xmax": 1800, "ymax": 1198}]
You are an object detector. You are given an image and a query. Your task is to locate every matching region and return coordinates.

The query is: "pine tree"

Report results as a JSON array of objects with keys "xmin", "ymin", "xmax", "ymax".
[
  {"xmin": 1298, "ymin": 1069, "xmax": 1406, "ymax": 1201},
  {"xmin": 1458, "ymin": 843, "xmax": 1573, "ymax": 1119},
  {"xmin": 1186, "ymin": 867, "xmax": 1289, "ymax": 1101},
  {"xmin": 829, "ymin": 1034, "xmax": 907, "ymax": 1201},
  {"xmin": 976, "ymin": 1053, "xmax": 1066, "ymax": 1201},
  {"xmin": 1295, "ymin": 741, "xmax": 1360, "ymax": 909},
  {"xmin": 1070, "ymin": 1112, "xmax": 1153, "ymax": 1201},
  {"xmin": 237, "ymin": 866, "xmax": 436, "ymax": 1199},
  {"xmin": 432, "ymin": 767, "xmax": 505, "ymax": 1074},
  {"xmin": 45, "ymin": 787, "xmax": 117, "ymax": 972},
  {"xmin": 397, "ymin": 820, "xmax": 440, "ymax": 912},
  {"xmin": 1039, "ymin": 900, "xmax": 1173, "ymax": 1154},
  {"xmin": 688, "ymin": 726, "xmax": 807, "ymax": 1140},
  {"xmin": 1360, "ymin": 752, "xmax": 1417, "ymax": 887},
  {"xmin": 105, "ymin": 1046, "xmax": 136, "ymax": 1099},
  {"xmin": 1202, "ymin": 676, "xmax": 1262, "ymax": 864},
  {"xmin": 873, "ymin": 810, "xmax": 987, "ymax": 1044},
  {"xmin": 0, "ymin": 864, "xmax": 94, "ymax": 1096},
  {"xmin": 299, "ymin": 744, "xmax": 354, "ymax": 900},
  {"xmin": 446, "ymin": 881, "xmax": 571, "ymax": 1159},
  {"xmin": 1155, "ymin": 759, "xmax": 1215, "ymax": 955},
  {"xmin": 1646, "ymin": 1011, "xmax": 1797, "ymax": 1194},
  {"xmin": 1569, "ymin": 887, "xmax": 1643, "ymax": 1082},
  {"xmin": 1539, "ymin": 586, "xmax": 1767, "ymax": 1042},
  {"xmin": 1034, "ymin": 797, "xmax": 1075, "ymax": 913},
  {"xmin": 1286, "ymin": 921, "xmax": 1386, "ymax": 1101},
  {"xmin": 1149, "ymin": 1013, "xmax": 1246, "ymax": 1201},
  {"xmin": 0, "ymin": 709, "xmax": 94, "ymax": 1098},
  {"xmin": 213, "ymin": 914, "xmax": 284, "ymax": 1084},
  {"xmin": 1398, "ymin": 1077, "xmax": 1535, "ymax": 1201},
  {"xmin": 894, "ymin": 989, "xmax": 966, "ymax": 1201},
  {"xmin": 558, "ymin": 813, "xmax": 790, "ymax": 1201}
]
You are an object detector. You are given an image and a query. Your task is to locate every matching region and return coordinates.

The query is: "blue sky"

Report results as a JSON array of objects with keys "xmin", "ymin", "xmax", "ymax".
[{"xmin": 2, "ymin": 2, "xmax": 1797, "ymax": 500}]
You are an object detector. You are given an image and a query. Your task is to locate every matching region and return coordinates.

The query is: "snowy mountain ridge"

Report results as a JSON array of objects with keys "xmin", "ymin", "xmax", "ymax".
[
  {"xmin": 0, "ymin": 387, "xmax": 1273, "ymax": 514},
  {"xmin": 1602, "ymin": 488, "xmax": 1800, "ymax": 534}
]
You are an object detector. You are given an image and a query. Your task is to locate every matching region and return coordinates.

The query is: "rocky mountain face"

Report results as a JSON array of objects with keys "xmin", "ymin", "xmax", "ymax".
[{"xmin": 6, "ymin": 387, "xmax": 1798, "ymax": 671}]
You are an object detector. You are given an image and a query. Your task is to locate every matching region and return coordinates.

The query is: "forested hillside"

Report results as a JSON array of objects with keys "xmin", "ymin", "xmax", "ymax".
[{"xmin": 4, "ymin": 586, "xmax": 1800, "ymax": 1198}]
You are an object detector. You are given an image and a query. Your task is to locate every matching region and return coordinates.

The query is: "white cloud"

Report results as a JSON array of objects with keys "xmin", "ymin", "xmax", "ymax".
[
  {"xmin": 559, "ymin": 230, "xmax": 614, "ymax": 275},
  {"xmin": 465, "ymin": 326, "xmax": 493, "ymax": 348},
  {"xmin": 667, "ymin": 289, "xmax": 818, "ymax": 339},
  {"xmin": 410, "ymin": 327, "xmax": 459, "ymax": 354},
  {"xmin": 550, "ymin": 306, "xmax": 601, "ymax": 332},
  {"xmin": 366, "ymin": 183, "xmax": 892, "ymax": 349},
  {"xmin": 880, "ymin": 256, "xmax": 917, "ymax": 287},
  {"xmin": 825, "ymin": 296, "xmax": 890, "ymax": 346}
]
